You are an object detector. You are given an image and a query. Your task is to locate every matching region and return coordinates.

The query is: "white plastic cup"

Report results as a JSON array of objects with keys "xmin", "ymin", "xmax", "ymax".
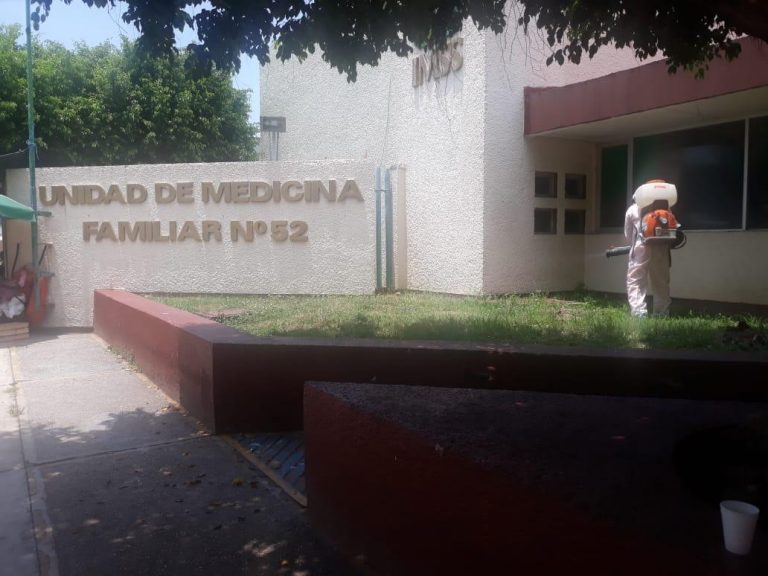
[{"xmin": 720, "ymin": 500, "xmax": 760, "ymax": 555}]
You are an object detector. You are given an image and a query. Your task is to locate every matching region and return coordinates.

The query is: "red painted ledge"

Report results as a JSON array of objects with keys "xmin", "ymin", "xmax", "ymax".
[
  {"xmin": 94, "ymin": 290, "xmax": 228, "ymax": 431},
  {"xmin": 525, "ymin": 38, "xmax": 768, "ymax": 135},
  {"xmin": 93, "ymin": 290, "xmax": 768, "ymax": 433}
]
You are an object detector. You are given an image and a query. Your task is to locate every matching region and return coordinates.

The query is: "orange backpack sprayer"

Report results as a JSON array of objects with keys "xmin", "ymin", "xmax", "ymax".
[
  {"xmin": 606, "ymin": 180, "xmax": 686, "ymax": 257},
  {"xmin": 641, "ymin": 207, "xmax": 679, "ymax": 243}
]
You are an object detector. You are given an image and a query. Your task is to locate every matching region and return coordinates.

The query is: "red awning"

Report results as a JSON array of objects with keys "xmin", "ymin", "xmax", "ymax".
[{"xmin": 524, "ymin": 38, "xmax": 768, "ymax": 139}]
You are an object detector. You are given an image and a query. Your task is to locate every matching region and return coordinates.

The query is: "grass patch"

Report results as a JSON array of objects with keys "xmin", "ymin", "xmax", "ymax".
[{"xmin": 149, "ymin": 291, "xmax": 768, "ymax": 352}]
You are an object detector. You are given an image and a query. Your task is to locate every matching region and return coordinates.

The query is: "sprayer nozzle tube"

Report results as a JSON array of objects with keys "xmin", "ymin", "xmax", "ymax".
[{"xmin": 605, "ymin": 246, "xmax": 631, "ymax": 258}]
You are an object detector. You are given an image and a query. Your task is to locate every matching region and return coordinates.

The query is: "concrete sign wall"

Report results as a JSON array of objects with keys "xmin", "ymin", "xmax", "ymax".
[{"xmin": 6, "ymin": 160, "xmax": 375, "ymax": 327}]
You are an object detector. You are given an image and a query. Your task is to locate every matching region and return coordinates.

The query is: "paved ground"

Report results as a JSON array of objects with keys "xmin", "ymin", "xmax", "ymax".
[{"xmin": 0, "ymin": 332, "xmax": 361, "ymax": 576}]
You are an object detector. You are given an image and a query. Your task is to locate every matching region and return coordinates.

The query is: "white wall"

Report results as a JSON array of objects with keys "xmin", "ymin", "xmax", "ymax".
[
  {"xmin": 499, "ymin": 27, "xmax": 768, "ymax": 306},
  {"xmin": 391, "ymin": 165, "xmax": 408, "ymax": 290},
  {"xmin": 7, "ymin": 160, "xmax": 375, "ymax": 327},
  {"xmin": 585, "ymin": 231, "xmax": 768, "ymax": 305},
  {"xmin": 481, "ymin": 21, "xmax": 659, "ymax": 294},
  {"xmin": 260, "ymin": 27, "xmax": 488, "ymax": 294},
  {"xmin": 258, "ymin": 9, "xmax": 667, "ymax": 297}
]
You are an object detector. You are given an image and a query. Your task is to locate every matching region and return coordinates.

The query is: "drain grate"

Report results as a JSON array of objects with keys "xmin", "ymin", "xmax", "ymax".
[{"xmin": 227, "ymin": 433, "xmax": 306, "ymax": 506}]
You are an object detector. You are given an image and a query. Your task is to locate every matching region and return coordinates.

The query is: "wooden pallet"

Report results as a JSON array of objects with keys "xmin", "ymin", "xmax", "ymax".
[
  {"xmin": 224, "ymin": 433, "xmax": 306, "ymax": 507},
  {"xmin": 0, "ymin": 321, "xmax": 29, "ymax": 344}
]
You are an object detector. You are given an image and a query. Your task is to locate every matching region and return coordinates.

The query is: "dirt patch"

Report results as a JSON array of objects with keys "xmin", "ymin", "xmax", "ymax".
[
  {"xmin": 198, "ymin": 308, "xmax": 248, "ymax": 320},
  {"xmin": 721, "ymin": 320, "xmax": 768, "ymax": 351}
]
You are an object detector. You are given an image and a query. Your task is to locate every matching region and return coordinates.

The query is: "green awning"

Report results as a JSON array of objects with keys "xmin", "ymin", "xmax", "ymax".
[{"xmin": 0, "ymin": 195, "xmax": 35, "ymax": 221}]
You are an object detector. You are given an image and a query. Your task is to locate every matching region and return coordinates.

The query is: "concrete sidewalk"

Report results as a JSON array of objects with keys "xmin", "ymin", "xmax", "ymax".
[{"xmin": 0, "ymin": 332, "xmax": 360, "ymax": 576}]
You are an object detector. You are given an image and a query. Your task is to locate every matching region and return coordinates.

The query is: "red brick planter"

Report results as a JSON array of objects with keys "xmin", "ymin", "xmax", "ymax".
[{"xmin": 93, "ymin": 290, "xmax": 768, "ymax": 433}]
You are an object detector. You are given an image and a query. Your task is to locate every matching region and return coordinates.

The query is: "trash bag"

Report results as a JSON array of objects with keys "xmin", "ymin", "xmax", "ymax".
[{"xmin": 0, "ymin": 294, "xmax": 26, "ymax": 319}]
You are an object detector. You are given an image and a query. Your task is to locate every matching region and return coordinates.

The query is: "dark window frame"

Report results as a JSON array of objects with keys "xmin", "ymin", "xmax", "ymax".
[
  {"xmin": 632, "ymin": 120, "xmax": 745, "ymax": 231},
  {"xmin": 565, "ymin": 173, "xmax": 587, "ymax": 200},
  {"xmin": 564, "ymin": 209, "xmax": 586, "ymax": 235},
  {"xmin": 534, "ymin": 207, "xmax": 558, "ymax": 235},
  {"xmin": 597, "ymin": 118, "xmax": 768, "ymax": 232},
  {"xmin": 535, "ymin": 171, "xmax": 558, "ymax": 198},
  {"xmin": 598, "ymin": 144, "xmax": 629, "ymax": 231},
  {"xmin": 747, "ymin": 115, "xmax": 768, "ymax": 229}
]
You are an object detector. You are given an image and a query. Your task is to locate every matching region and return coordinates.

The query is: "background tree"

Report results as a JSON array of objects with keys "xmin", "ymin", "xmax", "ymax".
[
  {"xmin": 517, "ymin": 0, "xmax": 767, "ymax": 75},
  {"xmin": 0, "ymin": 25, "xmax": 257, "ymax": 166},
  {"xmin": 32, "ymin": 0, "xmax": 768, "ymax": 80},
  {"xmin": 0, "ymin": 26, "xmax": 27, "ymax": 161}
]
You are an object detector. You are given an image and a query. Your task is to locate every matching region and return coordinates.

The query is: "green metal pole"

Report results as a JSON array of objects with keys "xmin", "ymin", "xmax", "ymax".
[{"xmin": 25, "ymin": 0, "xmax": 40, "ymax": 309}]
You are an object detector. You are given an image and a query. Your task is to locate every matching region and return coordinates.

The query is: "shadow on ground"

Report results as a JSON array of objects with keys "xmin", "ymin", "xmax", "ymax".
[{"xmin": 7, "ymin": 406, "xmax": 362, "ymax": 576}]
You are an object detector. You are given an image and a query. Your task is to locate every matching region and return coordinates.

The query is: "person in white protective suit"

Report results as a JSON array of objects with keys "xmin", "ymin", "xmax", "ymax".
[{"xmin": 624, "ymin": 189, "xmax": 673, "ymax": 317}]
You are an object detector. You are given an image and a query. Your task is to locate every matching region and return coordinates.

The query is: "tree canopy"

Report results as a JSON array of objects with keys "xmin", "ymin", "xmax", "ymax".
[
  {"xmin": 0, "ymin": 25, "xmax": 257, "ymax": 166},
  {"xmin": 32, "ymin": 0, "xmax": 768, "ymax": 80}
]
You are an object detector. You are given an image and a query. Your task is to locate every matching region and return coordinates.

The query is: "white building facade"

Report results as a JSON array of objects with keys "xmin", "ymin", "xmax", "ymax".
[{"xmin": 261, "ymin": 26, "xmax": 768, "ymax": 305}]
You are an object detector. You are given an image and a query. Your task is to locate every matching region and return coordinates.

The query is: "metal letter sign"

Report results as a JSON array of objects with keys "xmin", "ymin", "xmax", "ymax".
[
  {"xmin": 260, "ymin": 116, "xmax": 286, "ymax": 133},
  {"xmin": 412, "ymin": 38, "xmax": 464, "ymax": 88}
]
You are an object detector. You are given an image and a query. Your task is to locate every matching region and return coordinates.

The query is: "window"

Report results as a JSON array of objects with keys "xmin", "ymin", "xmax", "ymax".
[
  {"xmin": 534, "ymin": 208, "xmax": 557, "ymax": 234},
  {"xmin": 535, "ymin": 172, "xmax": 557, "ymax": 198},
  {"xmin": 564, "ymin": 209, "xmax": 586, "ymax": 234},
  {"xmin": 565, "ymin": 174, "xmax": 587, "ymax": 199},
  {"xmin": 599, "ymin": 145, "xmax": 628, "ymax": 228},
  {"xmin": 633, "ymin": 121, "xmax": 745, "ymax": 230},
  {"xmin": 748, "ymin": 116, "xmax": 768, "ymax": 229}
]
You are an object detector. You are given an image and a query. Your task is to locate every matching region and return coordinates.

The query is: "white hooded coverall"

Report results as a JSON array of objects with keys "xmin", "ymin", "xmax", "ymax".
[{"xmin": 624, "ymin": 203, "xmax": 671, "ymax": 317}]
